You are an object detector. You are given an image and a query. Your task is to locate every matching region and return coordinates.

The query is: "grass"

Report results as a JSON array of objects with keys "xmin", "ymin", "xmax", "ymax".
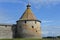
[
  {"xmin": 0, "ymin": 38, "xmax": 41, "ymax": 40},
  {"xmin": 0, "ymin": 38, "xmax": 60, "ymax": 40}
]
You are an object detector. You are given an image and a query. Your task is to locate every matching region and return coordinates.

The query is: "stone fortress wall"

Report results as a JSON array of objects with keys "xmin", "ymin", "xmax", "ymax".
[
  {"xmin": 0, "ymin": 24, "xmax": 13, "ymax": 38},
  {"xmin": 0, "ymin": 21, "xmax": 41, "ymax": 38},
  {"xmin": 17, "ymin": 20, "xmax": 41, "ymax": 38},
  {"xmin": 0, "ymin": 4, "xmax": 42, "ymax": 39}
]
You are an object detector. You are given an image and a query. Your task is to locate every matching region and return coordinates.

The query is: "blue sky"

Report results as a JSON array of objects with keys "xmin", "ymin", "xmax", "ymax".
[{"xmin": 0, "ymin": 0, "xmax": 60, "ymax": 37}]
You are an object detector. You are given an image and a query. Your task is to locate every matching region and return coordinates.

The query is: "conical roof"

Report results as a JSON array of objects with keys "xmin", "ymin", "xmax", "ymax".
[{"xmin": 20, "ymin": 4, "xmax": 37, "ymax": 20}]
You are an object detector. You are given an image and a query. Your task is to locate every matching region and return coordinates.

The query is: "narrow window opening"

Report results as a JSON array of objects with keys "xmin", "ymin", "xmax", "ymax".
[
  {"xmin": 35, "ymin": 21, "xmax": 37, "ymax": 24},
  {"xmin": 25, "ymin": 21, "xmax": 27, "ymax": 23},
  {"xmin": 19, "ymin": 26, "xmax": 21, "ymax": 28},
  {"xmin": 36, "ymin": 30, "xmax": 37, "ymax": 32},
  {"xmin": 32, "ymin": 26, "xmax": 34, "ymax": 28},
  {"xmin": 5, "ymin": 25, "xmax": 7, "ymax": 27}
]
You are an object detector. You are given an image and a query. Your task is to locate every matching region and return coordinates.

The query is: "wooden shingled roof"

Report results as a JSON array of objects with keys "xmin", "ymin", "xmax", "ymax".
[{"xmin": 20, "ymin": 4, "xmax": 37, "ymax": 20}]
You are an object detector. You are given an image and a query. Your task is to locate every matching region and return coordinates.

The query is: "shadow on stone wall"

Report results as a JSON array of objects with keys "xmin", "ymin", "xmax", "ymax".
[
  {"xmin": 11, "ymin": 24, "xmax": 41, "ymax": 38},
  {"xmin": 12, "ymin": 24, "xmax": 18, "ymax": 38},
  {"xmin": 12, "ymin": 24, "xmax": 23, "ymax": 38}
]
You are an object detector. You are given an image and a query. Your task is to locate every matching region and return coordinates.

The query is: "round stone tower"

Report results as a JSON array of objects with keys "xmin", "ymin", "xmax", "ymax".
[{"xmin": 16, "ymin": 4, "xmax": 42, "ymax": 38}]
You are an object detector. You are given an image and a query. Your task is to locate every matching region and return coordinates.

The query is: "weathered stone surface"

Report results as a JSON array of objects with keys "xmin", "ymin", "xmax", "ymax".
[
  {"xmin": 17, "ymin": 20, "xmax": 42, "ymax": 38},
  {"xmin": 0, "ymin": 4, "xmax": 42, "ymax": 39},
  {"xmin": 0, "ymin": 25, "xmax": 13, "ymax": 39}
]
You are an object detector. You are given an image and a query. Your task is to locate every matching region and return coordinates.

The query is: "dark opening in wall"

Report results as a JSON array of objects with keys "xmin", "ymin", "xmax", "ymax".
[
  {"xmin": 19, "ymin": 26, "xmax": 21, "ymax": 28},
  {"xmin": 25, "ymin": 21, "xmax": 27, "ymax": 23},
  {"xmin": 36, "ymin": 30, "xmax": 37, "ymax": 32},
  {"xmin": 35, "ymin": 21, "xmax": 37, "ymax": 24},
  {"xmin": 5, "ymin": 25, "xmax": 7, "ymax": 27},
  {"xmin": 32, "ymin": 26, "xmax": 34, "ymax": 28}
]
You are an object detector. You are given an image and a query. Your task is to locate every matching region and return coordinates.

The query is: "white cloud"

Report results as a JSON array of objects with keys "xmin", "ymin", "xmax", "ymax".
[
  {"xmin": 29, "ymin": 0, "xmax": 60, "ymax": 4},
  {"xmin": 41, "ymin": 20, "xmax": 53, "ymax": 27},
  {"xmin": 0, "ymin": 0, "xmax": 26, "ymax": 4},
  {"xmin": 0, "ymin": 8, "xmax": 7, "ymax": 20},
  {"xmin": 42, "ymin": 31, "xmax": 49, "ymax": 34},
  {"xmin": 0, "ymin": 0, "xmax": 17, "ymax": 2},
  {"xmin": 0, "ymin": 0, "xmax": 59, "ymax": 7},
  {"xmin": 29, "ymin": 0, "xmax": 60, "ymax": 9},
  {"xmin": 0, "ymin": 0, "xmax": 60, "ymax": 4},
  {"xmin": 42, "ymin": 30, "xmax": 60, "ymax": 37},
  {"xmin": 42, "ymin": 20, "xmax": 53, "ymax": 23},
  {"xmin": 0, "ymin": 0, "xmax": 19, "ymax": 2},
  {"xmin": 0, "ymin": 8, "xmax": 16, "ymax": 24}
]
